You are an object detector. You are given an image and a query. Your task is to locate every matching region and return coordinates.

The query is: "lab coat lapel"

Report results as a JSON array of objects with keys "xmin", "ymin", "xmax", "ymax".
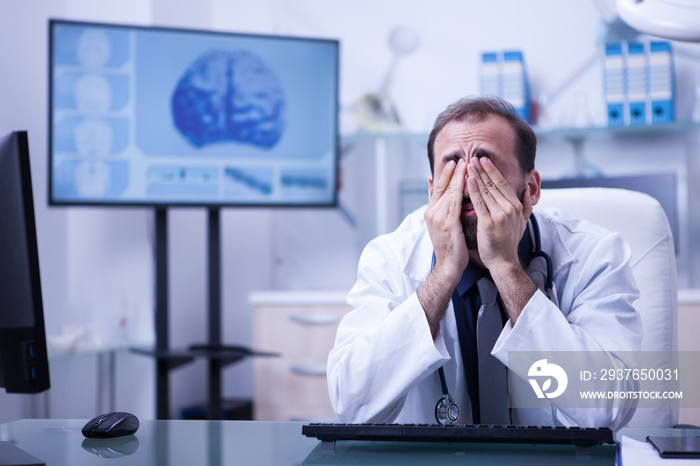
[
  {"xmin": 402, "ymin": 224, "xmax": 435, "ymax": 286},
  {"xmin": 525, "ymin": 212, "xmax": 578, "ymax": 309}
]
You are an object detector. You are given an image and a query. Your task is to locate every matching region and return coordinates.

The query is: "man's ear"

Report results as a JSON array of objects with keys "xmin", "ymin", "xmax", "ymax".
[
  {"xmin": 428, "ymin": 176, "xmax": 434, "ymax": 200},
  {"xmin": 528, "ymin": 169, "xmax": 541, "ymax": 206}
]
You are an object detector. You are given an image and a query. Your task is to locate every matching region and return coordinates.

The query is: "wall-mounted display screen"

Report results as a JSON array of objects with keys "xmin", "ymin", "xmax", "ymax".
[{"xmin": 49, "ymin": 19, "xmax": 339, "ymax": 207}]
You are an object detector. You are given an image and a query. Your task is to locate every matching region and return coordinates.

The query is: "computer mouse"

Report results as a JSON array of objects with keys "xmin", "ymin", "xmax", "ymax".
[{"xmin": 82, "ymin": 412, "xmax": 139, "ymax": 439}]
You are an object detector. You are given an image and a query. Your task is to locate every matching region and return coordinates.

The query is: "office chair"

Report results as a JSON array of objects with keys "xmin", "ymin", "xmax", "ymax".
[{"xmin": 538, "ymin": 187, "xmax": 678, "ymax": 428}]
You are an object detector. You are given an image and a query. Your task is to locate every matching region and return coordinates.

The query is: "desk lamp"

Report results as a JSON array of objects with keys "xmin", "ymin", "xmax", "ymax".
[
  {"xmin": 617, "ymin": 0, "xmax": 700, "ymax": 42},
  {"xmin": 354, "ymin": 25, "xmax": 421, "ymax": 133}
]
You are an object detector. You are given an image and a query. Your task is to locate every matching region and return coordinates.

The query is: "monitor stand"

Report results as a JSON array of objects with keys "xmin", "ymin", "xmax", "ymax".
[{"xmin": 0, "ymin": 441, "xmax": 44, "ymax": 466}]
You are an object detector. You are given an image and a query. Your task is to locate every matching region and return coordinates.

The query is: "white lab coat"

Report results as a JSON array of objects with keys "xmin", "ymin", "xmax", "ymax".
[{"xmin": 327, "ymin": 205, "xmax": 641, "ymax": 428}]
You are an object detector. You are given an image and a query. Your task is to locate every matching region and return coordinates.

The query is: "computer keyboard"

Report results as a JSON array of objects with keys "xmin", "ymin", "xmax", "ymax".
[{"xmin": 302, "ymin": 423, "xmax": 615, "ymax": 448}]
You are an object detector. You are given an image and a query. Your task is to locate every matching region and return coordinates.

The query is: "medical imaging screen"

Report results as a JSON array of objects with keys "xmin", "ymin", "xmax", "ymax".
[{"xmin": 49, "ymin": 20, "xmax": 339, "ymax": 206}]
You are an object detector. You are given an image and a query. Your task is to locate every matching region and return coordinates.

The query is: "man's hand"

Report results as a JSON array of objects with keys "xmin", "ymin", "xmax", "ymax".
[
  {"xmin": 418, "ymin": 158, "xmax": 469, "ymax": 338},
  {"xmin": 466, "ymin": 156, "xmax": 531, "ymax": 270},
  {"xmin": 425, "ymin": 158, "xmax": 469, "ymax": 280},
  {"xmin": 467, "ymin": 156, "xmax": 537, "ymax": 323}
]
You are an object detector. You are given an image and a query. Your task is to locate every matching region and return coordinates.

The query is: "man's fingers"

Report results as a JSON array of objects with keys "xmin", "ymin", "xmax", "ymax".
[
  {"xmin": 522, "ymin": 187, "xmax": 533, "ymax": 219},
  {"xmin": 466, "ymin": 175, "xmax": 487, "ymax": 215},
  {"xmin": 467, "ymin": 160, "xmax": 502, "ymax": 214},
  {"xmin": 427, "ymin": 159, "xmax": 466, "ymax": 225},
  {"xmin": 442, "ymin": 160, "xmax": 467, "ymax": 221},
  {"xmin": 431, "ymin": 160, "xmax": 456, "ymax": 200},
  {"xmin": 424, "ymin": 158, "xmax": 469, "ymax": 276},
  {"xmin": 472, "ymin": 157, "xmax": 518, "ymax": 208}
]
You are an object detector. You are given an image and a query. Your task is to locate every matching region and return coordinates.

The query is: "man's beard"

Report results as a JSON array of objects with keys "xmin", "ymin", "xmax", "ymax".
[{"xmin": 461, "ymin": 216, "xmax": 478, "ymax": 250}]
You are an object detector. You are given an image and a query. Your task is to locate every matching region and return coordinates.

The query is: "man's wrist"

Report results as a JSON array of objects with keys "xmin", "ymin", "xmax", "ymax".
[
  {"xmin": 489, "ymin": 261, "xmax": 537, "ymax": 324},
  {"xmin": 418, "ymin": 266, "xmax": 461, "ymax": 339},
  {"xmin": 430, "ymin": 262, "xmax": 463, "ymax": 289},
  {"xmin": 488, "ymin": 259, "xmax": 527, "ymax": 284}
]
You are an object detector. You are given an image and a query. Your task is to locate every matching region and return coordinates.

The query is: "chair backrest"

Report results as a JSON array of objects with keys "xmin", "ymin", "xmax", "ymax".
[{"xmin": 538, "ymin": 187, "xmax": 678, "ymax": 428}]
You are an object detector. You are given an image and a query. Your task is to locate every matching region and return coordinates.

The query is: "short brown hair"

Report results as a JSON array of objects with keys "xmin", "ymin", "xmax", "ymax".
[{"xmin": 427, "ymin": 96, "xmax": 537, "ymax": 174}]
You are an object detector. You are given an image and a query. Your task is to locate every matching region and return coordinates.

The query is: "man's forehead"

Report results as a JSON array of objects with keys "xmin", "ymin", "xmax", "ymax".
[{"xmin": 435, "ymin": 115, "xmax": 515, "ymax": 154}]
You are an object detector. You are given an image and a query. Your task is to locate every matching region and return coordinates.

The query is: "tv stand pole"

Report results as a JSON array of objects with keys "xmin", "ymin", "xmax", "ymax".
[
  {"xmin": 154, "ymin": 207, "xmax": 170, "ymax": 419},
  {"xmin": 151, "ymin": 207, "xmax": 193, "ymax": 419},
  {"xmin": 207, "ymin": 207, "xmax": 222, "ymax": 421},
  {"xmin": 140, "ymin": 207, "xmax": 256, "ymax": 420},
  {"xmin": 152, "ymin": 207, "xmax": 223, "ymax": 420}
]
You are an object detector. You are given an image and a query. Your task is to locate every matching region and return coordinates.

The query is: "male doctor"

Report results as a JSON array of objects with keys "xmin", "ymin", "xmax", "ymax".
[{"xmin": 327, "ymin": 96, "xmax": 641, "ymax": 428}]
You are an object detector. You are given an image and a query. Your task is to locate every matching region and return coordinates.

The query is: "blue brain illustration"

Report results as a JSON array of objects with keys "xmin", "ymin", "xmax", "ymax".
[{"xmin": 171, "ymin": 50, "xmax": 285, "ymax": 149}]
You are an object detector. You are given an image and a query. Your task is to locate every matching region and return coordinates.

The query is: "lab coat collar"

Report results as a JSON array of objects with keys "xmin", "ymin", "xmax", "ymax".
[{"xmin": 532, "ymin": 207, "xmax": 577, "ymax": 268}]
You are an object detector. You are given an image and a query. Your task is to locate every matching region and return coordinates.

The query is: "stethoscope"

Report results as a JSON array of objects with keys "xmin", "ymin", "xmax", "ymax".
[{"xmin": 433, "ymin": 213, "xmax": 554, "ymax": 425}]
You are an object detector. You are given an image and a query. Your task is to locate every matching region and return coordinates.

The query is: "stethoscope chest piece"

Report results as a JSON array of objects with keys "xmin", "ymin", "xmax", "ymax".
[{"xmin": 435, "ymin": 393, "xmax": 460, "ymax": 425}]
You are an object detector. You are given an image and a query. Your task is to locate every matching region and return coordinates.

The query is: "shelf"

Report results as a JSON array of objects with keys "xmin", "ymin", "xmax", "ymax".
[
  {"xmin": 48, "ymin": 344, "xmax": 132, "ymax": 362},
  {"xmin": 534, "ymin": 120, "xmax": 700, "ymax": 141},
  {"xmin": 339, "ymin": 120, "xmax": 700, "ymax": 145},
  {"xmin": 131, "ymin": 346, "xmax": 279, "ymax": 371}
]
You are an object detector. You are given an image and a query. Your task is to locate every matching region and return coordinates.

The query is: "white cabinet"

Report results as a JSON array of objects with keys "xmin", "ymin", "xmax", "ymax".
[{"xmin": 250, "ymin": 291, "xmax": 350, "ymax": 421}]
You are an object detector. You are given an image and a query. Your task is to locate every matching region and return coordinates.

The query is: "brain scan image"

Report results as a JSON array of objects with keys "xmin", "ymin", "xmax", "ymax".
[
  {"xmin": 50, "ymin": 20, "xmax": 338, "ymax": 206},
  {"xmin": 74, "ymin": 119, "xmax": 113, "ymax": 156},
  {"xmin": 77, "ymin": 30, "xmax": 111, "ymax": 66},
  {"xmin": 75, "ymin": 74, "xmax": 111, "ymax": 112},
  {"xmin": 74, "ymin": 160, "xmax": 111, "ymax": 196},
  {"xmin": 171, "ymin": 50, "xmax": 285, "ymax": 149}
]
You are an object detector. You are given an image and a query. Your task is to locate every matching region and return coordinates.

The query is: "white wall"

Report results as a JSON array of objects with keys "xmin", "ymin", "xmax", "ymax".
[{"xmin": 0, "ymin": 0, "xmax": 699, "ymax": 422}]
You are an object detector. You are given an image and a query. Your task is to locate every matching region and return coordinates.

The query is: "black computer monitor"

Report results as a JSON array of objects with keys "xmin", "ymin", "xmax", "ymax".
[
  {"xmin": 48, "ymin": 19, "xmax": 340, "ymax": 207},
  {"xmin": 0, "ymin": 131, "xmax": 50, "ymax": 394}
]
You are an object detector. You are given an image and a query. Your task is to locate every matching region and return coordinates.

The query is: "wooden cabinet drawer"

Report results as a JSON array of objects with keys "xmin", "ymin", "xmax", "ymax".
[
  {"xmin": 254, "ymin": 306, "xmax": 346, "ymax": 362},
  {"xmin": 250, "ymin": 292, "xmax": 350, "ymax": 421}
]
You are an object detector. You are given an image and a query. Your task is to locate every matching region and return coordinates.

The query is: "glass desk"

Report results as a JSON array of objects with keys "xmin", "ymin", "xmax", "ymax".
[
  {"xmin": 1, "ymin": 420, "xmax": 316, "ymax": 466},
  {"xmin": 0, "ymin": 419, "xmax": 630, "ymax": 465}
]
